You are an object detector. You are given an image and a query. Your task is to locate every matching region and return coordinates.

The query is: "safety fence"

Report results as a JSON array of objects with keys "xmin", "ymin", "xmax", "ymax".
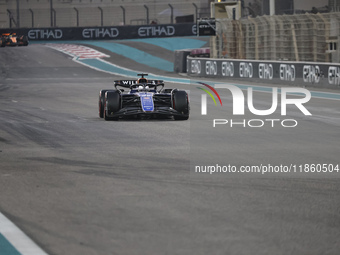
[
  {"xmin": 1, "ymin": 0, "xmax": 208, "ymax": 28},
  {"xmin": 212, "ymin": 12, "xmax": 340, "ymax": 63}
]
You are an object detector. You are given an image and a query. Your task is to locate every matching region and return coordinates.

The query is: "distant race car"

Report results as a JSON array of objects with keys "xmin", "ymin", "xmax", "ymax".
[
  {"xmin": 0, "ymin": 33, "xmax": 29, "ymax": 47},
  {"xmin": 99, "ymin": 74, "xmax": 189, "ymax": 120}
]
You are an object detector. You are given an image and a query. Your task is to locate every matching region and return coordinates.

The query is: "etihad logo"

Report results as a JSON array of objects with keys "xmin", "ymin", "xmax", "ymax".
[{"xmin": 138, "ymin": 26, "xmax": 175, "ymax": 37}]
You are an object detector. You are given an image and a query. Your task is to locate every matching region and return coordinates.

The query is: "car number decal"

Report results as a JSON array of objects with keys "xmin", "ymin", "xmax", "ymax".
[{"xmin": 140, "ymin": 93, "xmax": 154, "ymax": 112}]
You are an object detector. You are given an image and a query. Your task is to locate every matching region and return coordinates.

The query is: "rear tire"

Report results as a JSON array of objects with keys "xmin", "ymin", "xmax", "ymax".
[
  {"xmin": 104, "ymin": 91, "xmax": 120, "ymax": 121},
  {"xmin": 173, "ymin": 90, "xmax": 189, "ymax": 120},
  {"xmin": 22, "ymin": 36, "xmax": 29, "ymax": 46},
  {"xmin": 0, "ymin": 38, "xmax": 5, "ymax": 47}
]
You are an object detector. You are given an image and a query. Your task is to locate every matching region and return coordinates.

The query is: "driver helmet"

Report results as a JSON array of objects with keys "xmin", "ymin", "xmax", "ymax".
[{"xmin": 138, "ymin": 78, "xmax": 147, "ymax": 84}]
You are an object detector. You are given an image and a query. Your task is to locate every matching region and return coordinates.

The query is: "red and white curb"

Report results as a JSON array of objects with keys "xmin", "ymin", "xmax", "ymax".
[
  {"xmin": 46, "ymin": 44, "xmax": 110, "ymax": 59},
  {"xmin": 0, "ymin": 212, "xmax": 48, "ymax": 255}
]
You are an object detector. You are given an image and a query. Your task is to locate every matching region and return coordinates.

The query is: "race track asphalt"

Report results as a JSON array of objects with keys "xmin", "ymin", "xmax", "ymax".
[{"xmin": 0, "ymin": 43, "xmax": 340, "ymax": 255}]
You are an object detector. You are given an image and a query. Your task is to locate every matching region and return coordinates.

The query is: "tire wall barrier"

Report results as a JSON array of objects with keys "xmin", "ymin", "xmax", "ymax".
[
  {"xmin": 0, "ymin": 23, "xmax": 196, "ymax": 41},
  {"xmin": 174, "ymin": 50, "xmax": 192, "ymax": 73},
  {"xmin": 186, "ymin": 57, "xmax": 340, "ymax": 89}
]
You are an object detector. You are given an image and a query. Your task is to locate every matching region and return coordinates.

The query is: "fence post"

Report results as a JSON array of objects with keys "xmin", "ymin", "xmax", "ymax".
[
  {"xmin": 236, "ymin": 21, "xmax": 244, "ymax": 59},
  {"xmin": 249, "ymin": 18, "xmax": 259, "ymax": 60},
  {"xmin": 53, "ymin": 9, "xmax": 56, "ymax": 27},
  {"xmin": 16, "ymin": 0, "xmax": 20, "ymax": 27},
  {"xmin": 216, "ymin": 20, "xmax": 223, "ymax": 58},
  {"xmin": 74, "ymin": 7, "xmax": 79, "ymax": 27},
  {"xmin": 29, "ymin": 9, "xmax": 34, "ymax": 27},
  {"xmin": 7, "ymin": 9, "xmax": 16, "ymax": 28},
  {"xmin": 269, "ymin": 0, "xmax": 275, "ymax": 15},
  {"xmin": 168, "ymin": 4, "xmax": 173, "ymax": 24},
  {"xmin": 317, "ymin": 13, "xmax": 330, "ymax": 62},
  {"xmin": 192, "ymin": 3, "xmax": 198, "ymax": 21},
  {"xmin": 144, "ymin": 5, "xmax": 149, "ymax": 24},
  {"xmin": 98, "ymin": 7, "xmax": 103, "ymax": 26},
  {"xmin": 290, "ymin": 22, "xmax": 299, "ymax": 61},
  {"xmin": 7, "ymin": 9, "xmax": 12, "ymax": 28},
  {"xmin": 50, "ymin": 0, "xmax": 53, "ymax": 27},
  {"xmin": 306, "ymin": 13, "xmax": 318, "ymax": 62},
  {"xmin": 263, "ymin": 15, "xmax": 276, "ymax": 60},
  {"xmin": 120, "ymin": 6, "xmax": 125, "ymax": 25}
]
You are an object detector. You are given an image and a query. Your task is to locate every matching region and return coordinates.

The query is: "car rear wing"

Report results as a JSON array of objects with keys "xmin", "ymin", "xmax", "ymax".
[{"xmin": 114, "ymin": 80, "xmax": 164, "ymax": 88}]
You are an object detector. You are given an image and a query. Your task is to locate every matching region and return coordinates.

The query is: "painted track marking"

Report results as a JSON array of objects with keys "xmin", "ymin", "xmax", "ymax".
[
  {"xmin": 46, "ymin": 44, "xmax": 109, "ymax": 59},
  {"xmin": 0, "ymin": 212, "xmax": 48, "ymax": 255}
]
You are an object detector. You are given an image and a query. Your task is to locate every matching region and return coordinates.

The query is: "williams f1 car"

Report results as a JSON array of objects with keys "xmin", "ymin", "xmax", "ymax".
[
  {"xmin": 0, "ymin": 33, "xmax": 29, "ymax": 47},
  {"xmin": 99, "ymin": 74, "xmax": 189, "ymax": 120}
]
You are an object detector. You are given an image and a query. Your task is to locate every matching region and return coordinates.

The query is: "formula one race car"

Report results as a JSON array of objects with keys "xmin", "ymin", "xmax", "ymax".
[
  {"xmin": 99, "ymin": 74, "xmax": 189, "ymax": 120},
  {"xmin": 0, "ymin": 33, "xmax": 29, "ymax": 47}
]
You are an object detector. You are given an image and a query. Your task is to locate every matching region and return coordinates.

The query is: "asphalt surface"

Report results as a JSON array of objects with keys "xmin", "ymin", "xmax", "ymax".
[{"xmin": 0, "ymin": 44, "xmax": 340, "ymax": 255}]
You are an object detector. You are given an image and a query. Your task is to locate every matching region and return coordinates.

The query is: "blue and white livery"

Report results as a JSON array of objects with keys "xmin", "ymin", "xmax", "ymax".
[{"xmin": 99, "ymin": 74, "xmax": 189, "ymax": 121}]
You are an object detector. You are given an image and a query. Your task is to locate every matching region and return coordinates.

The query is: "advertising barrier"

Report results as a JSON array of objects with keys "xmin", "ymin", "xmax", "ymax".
[
  {"xmin": 0, "ymin": 23, "xmax": 197, "ymax": 41},
  {"xmin": 186, "ymin": 57, "xmax": 340, "ymax": 89}
]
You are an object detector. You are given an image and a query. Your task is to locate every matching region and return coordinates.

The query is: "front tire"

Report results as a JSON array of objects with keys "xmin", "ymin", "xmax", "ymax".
[
  {"xmin": 173, "ymin": 90, "xmax": 189, "ymax": 120},
  {"xmin": 104, "ymin": 91, "xmax": 120, "ymax": 121}
]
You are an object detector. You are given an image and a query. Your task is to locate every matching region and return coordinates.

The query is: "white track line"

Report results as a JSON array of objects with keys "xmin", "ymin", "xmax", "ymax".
[{"xmin": 0, "ymin": 212, "xmax": 48, "ymax": 255}]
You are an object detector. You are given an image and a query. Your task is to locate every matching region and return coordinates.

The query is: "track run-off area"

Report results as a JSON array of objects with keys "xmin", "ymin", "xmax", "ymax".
[{"xmin": 0, "ymin": 38, "xmax": 340, "ymax": 255}]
